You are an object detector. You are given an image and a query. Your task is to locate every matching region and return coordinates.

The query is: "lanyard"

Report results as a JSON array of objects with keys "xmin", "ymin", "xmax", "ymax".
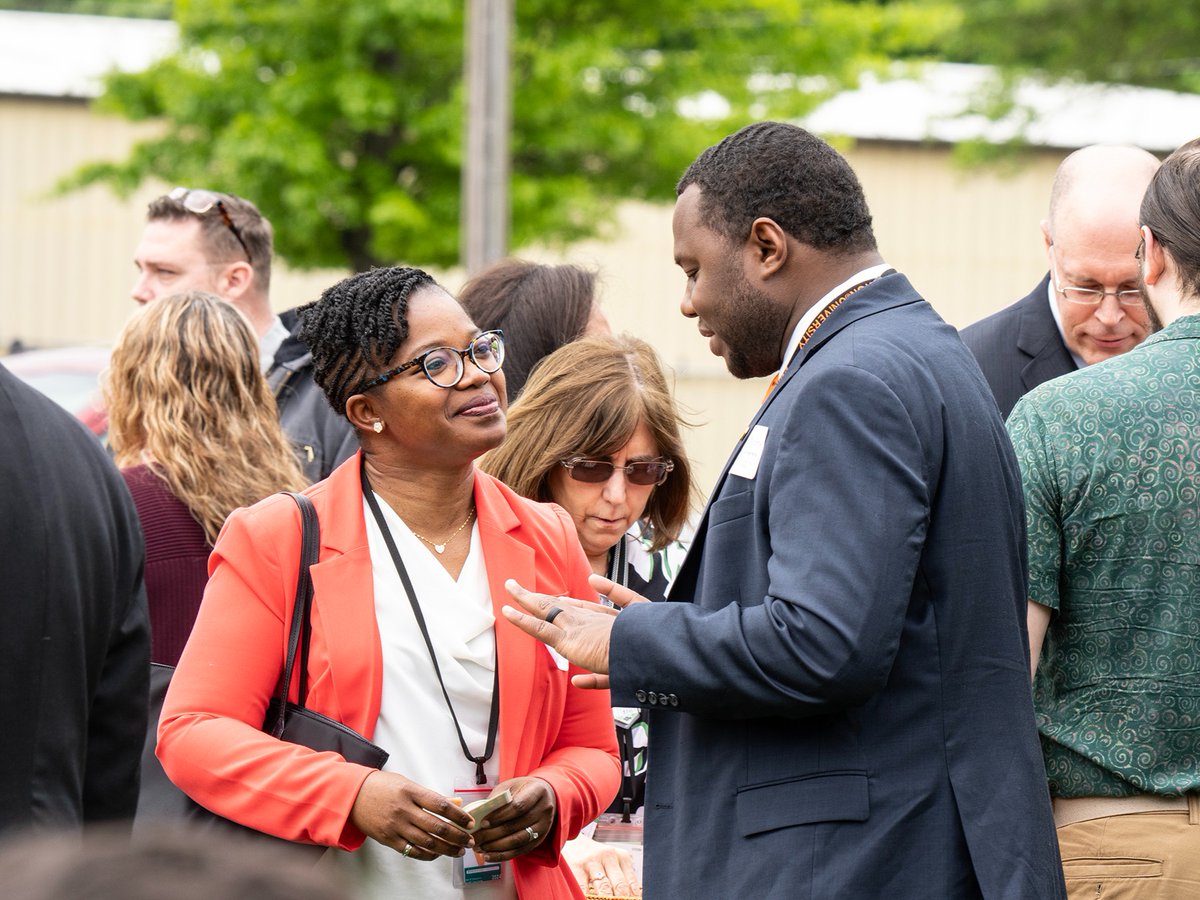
[
  {"xmin": 605, "ymin": 531, "xmax": 630, "ymax": 595},
  {"xmin": 360, "ymin": 464, "xmax": 499, "ymax": 785}
]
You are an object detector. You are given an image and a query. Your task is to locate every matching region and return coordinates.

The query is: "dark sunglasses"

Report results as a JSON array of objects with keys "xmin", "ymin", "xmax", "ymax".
[
  {"xmin": 169, "ymin": 186, "xmax": 253, "ymax": 264},
  {"xmin": 559, "ymin": 457, "xmax": 674, "ymax": 486}
]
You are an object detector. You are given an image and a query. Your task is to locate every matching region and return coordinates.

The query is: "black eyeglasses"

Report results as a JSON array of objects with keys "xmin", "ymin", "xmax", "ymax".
[
  {"xmin": 169, "ymin": 186, "xmax": 253, "ymax": 264},
  {"xmin": 359, "ymin": 330, "xmax": 505, "ymax": 391},
  {"xmin": 559, "ymin": 457, "xmax": 674, "ymax": 486}
]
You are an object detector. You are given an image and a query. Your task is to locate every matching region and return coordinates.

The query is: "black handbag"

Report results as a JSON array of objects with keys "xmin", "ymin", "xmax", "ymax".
[{"xmin": 136, "ymin": 491, "xmax": 389, "ymax": 853}]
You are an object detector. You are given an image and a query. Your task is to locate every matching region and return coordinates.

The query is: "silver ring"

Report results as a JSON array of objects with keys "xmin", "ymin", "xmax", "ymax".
[
  {"xmin": 525, "ymin": 825, "xmax": 539, "ymax": 842},
  {"xmin": 401, "ymin": 842, "xmax": 414, "ymax": 858},
  {"xmin": 545, "ymin": 606, "xmax": 564, "ymax": 625}
]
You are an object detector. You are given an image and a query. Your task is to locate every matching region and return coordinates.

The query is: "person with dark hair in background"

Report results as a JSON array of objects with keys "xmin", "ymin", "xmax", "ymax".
[
  {"xmin": 157, "ymin": 266, "xmax": 619, "ymax": 900},
  {"xmin": 0, "ymin": 825, "xmax": 354, "ymax": 900},
  {"xmin": 0, "ymin": 360, "xmax": 149, "ymax": 836},
  {"xmin": 458, "ymin": 259, "xmax": 610, "ymax": 403},
  {"xmin": 132, "ymin": 188, "xmax": 356, "ymax": 481},
  {"xmin": 1009, "ymin": 137, "xmax": 1200, "ymax": 898},
  {"xmin": 962, "ymin": 145, "xmax": 1159, "ymax": 418},
  {"xmin": 502, "ymin": 122, "xmax": 1066, "ymax": 898},
  {"xmin": 106, "ymin": 291, "xmax": 307, "ymax": 669}
]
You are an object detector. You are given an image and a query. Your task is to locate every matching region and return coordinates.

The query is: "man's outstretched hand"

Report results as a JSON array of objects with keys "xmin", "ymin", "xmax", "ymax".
[{"xmin": 501, "ymin": 575, "xmax": 651, "ymax": 690}]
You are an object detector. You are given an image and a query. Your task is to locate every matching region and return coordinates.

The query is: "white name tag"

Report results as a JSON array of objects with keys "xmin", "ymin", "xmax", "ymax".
[{"xmin": 730, "ymin": 425, "xmax": 768, "ymax": 480}]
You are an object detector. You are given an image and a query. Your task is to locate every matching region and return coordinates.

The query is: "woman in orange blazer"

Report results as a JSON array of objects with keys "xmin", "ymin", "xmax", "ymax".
[{"xmin": 158, "ymin": 266, "xmax": 620, "ymax": 900}]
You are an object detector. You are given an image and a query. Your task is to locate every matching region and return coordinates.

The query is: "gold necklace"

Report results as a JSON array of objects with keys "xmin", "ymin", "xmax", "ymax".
[{"xmin": 409, "ymin": 508, "xmax": 475, "ymax": 555}]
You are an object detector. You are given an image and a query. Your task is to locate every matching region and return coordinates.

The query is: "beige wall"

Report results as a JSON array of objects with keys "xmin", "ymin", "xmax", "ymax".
[
  {"xmin": 0, "ymin": 96, "xmax": 344, "ymax": 351},
  {"xmin": 1, "ymin": 97, "xmax": 1064, "ymax": 496}
]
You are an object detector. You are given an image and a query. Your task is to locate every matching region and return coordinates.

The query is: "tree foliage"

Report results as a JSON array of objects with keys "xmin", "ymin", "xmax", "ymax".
[
  {"xmin": 66, "ymin": 0, "xmax": 957, "ymax": 270},
  {"xmin": 949, "ymin": 0, "xmax": 1200, "ymax": 94},
  {"xmin": 0, "ymin": 0, "xmax": 172, "ymax": 17}
]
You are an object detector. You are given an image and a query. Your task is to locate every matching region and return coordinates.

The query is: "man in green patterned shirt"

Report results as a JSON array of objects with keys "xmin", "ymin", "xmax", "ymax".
[{"xmin": 1008, "ymin": 137, "xmax": 1200, "ymax": 899}]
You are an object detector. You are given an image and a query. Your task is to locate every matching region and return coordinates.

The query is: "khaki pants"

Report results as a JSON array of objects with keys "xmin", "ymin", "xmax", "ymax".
[{"xmin": 1058, "ymin": 802, "xmax": 1200, "ymax": 899}]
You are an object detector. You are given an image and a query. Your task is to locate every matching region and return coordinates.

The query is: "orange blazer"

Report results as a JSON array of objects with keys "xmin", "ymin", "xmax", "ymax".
[{"xmin": 159, "ymin": 454, "xmax": 620, "ymax": 900}]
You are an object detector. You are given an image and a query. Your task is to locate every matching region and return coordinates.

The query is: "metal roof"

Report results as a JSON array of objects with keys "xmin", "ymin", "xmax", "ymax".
[
  {"xmin": 2, "ymin": 12, "xmax": 1196, "ymax": 154},
  {"xmin": 0, "ymin": 9, "xmax": 176, "ymax": 99},
  {"xmin": 802, "ymin": 63, "xmax": 1200, "ymax": 153}
]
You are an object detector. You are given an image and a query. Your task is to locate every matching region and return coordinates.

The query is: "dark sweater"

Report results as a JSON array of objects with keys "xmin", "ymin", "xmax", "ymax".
[{"xmin": 121, "ymin": 465, "xmax": 210, "ymax": 667}]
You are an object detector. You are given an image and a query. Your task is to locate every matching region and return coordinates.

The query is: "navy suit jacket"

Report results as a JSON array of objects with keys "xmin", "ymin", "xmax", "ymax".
[
  {"xmin": 610, "ymin": 274, "xmax": 1065, "ymax": 899},
  {"xmin": 960, "ymin": 275, "xmax": 1077, "ymax": 420}
]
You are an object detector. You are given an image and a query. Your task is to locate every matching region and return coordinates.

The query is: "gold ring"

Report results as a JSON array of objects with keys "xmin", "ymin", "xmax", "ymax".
[{"xmin": 401, "ymin": 842, "xmax": 414, "ymax": 858}]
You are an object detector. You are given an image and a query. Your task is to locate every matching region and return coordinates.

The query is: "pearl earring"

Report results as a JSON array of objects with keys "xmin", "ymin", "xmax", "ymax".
[{"xmin": 372, "ymin": 421, "xmax": 384, "ymax": 433}]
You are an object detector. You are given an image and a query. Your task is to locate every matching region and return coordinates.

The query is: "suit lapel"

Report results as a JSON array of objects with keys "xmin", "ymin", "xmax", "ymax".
[
  {"xmin": 1016, "ymin": 277, "xmax": 1077, "ymax": 392},
  {"xmin": 304, "ymin": 453, "xmax": 385, "ymax": 737},
  {"xmin": 670, "ymin": 273, "xmax": 923, "ymax": 599},
  {"xmin": 474, "ymin": 473, "xmax": 538, "ymax": 778}
]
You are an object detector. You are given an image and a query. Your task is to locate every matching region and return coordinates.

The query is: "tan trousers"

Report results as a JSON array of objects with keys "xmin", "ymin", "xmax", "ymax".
[{"xmin": 1058, "ymin": 799, "xmax": 1200, "ymax": 899}]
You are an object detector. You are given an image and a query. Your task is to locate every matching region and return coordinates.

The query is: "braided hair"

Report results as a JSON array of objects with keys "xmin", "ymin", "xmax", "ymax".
[{"xmin": 298, "ymin": 266, "xmax": 435, "ymax": 416}]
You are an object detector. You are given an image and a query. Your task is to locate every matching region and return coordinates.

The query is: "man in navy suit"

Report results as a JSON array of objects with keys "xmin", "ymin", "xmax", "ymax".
[
  {"xmin": 961, "ymin": 145, "xmax": 1159, "ymax": 418},
  {"xmin": 505, "ymin": 122, "xmax": 1065, "ymax": 898}
]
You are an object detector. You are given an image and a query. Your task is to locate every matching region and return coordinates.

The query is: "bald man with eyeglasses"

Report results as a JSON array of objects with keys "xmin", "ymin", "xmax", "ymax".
[
  {"xmin": 131, "ymin": 188, "xmax": 355, "ymax": 482},
  {"xmin": 962, "ymin": 144, "xmax": 1160, "ymax": 419}
]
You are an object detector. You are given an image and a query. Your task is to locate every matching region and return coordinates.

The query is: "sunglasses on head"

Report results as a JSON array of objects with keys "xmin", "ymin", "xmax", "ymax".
[
  {"xmin": 168, "ymin": 186, "xmax": 253, "ymax": 264},
  {"xmin": 559, "ymin": 457, "xmax": 674, "ymax": 486}
]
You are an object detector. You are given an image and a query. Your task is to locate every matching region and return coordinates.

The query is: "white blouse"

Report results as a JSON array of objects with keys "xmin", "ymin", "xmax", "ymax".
[{"xmin": 338, "ymin": 494, "xmax": 516, "ymax": 900}]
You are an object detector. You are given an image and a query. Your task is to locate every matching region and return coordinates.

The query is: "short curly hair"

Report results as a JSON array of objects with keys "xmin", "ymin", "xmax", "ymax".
[
  {"xmin": 297, "ymin": 266, "xmax": 436, "ymax": 416},
  {"xmin": 677, "ymin": 121, "xmax": 876, "ymax": 254}
]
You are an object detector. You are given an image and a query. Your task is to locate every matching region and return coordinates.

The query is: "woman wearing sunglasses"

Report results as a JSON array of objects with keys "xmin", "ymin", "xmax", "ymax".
[
  {"xmin": 480, "ymin": 333, "xmax": 693, "ymax": 898},
  {"xmin": 158, "ymin": 267, "xmax": 619, "ymax": 900}
]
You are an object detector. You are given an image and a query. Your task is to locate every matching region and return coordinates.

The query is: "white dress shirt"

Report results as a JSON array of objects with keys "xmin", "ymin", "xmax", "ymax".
[{"xmin": 775, "ymin": 263, "xmax": 893, "ymax": 376}]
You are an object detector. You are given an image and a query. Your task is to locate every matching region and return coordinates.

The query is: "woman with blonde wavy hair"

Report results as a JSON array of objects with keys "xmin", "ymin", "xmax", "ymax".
[{"xmin": 105, "ymin": 291, "xmax": 306, "ymax": 666}]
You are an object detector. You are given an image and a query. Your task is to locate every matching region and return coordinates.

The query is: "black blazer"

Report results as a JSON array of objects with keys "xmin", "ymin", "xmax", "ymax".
[
  {"xmin": 960, "ymin": 274, "xmax": 1077, "ymax": 419},
  {"xmin": 0, "ymin": 364, "xmax": 150, "ymax": 835},
  {"xmin": 610, "ymin": 274, "xmax": 1065, "ymax": 899}
]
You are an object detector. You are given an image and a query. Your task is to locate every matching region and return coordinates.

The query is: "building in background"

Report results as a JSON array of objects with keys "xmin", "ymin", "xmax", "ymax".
[{"xmin": 4, "ymin": 11, "xmax": 1199, "ymax": 491}]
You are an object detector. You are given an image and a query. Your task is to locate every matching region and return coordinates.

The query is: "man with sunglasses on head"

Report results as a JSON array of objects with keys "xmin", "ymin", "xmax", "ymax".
[
  {"xmin": 962, "ymin": 144, "xmax": 1160, "ymax": 420},
  {"xmin": 132, "ymin": 188, "xmax": 355, "ymax": 482}
]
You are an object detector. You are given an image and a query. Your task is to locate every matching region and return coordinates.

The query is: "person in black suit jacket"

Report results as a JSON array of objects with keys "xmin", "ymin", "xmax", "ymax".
[
  {"xmin": 0, "ymin": 363, "xmax": 150, "ymax": 836},
  {"xmin": 962, "ymin": 144, "xmax": 1160, "ymax": 418},
  {"xmin": 504, "ymin": 122, "xmax": 1066, "ymax": 899}
]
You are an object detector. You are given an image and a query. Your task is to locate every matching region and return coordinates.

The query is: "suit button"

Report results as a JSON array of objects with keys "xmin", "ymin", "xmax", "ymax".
[
  {"xmin": 657, "ymin": 693, "xmax": 670, "ymax": 706},
  {"xmin": 668, "ymin": 694, "xmax": 679, "ymax": 707},
  {"xmin": 634, "ymin": 690, "xmax": 647, "ymax": 703},
  {"xmin": 648, "ymin": 693, "xmax": 658, "ymax": 705}
]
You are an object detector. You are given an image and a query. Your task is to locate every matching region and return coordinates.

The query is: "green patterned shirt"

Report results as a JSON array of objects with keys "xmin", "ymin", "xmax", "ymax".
[{"xmin": 1007, "ymin": 313, "xmax": 1200, "ymax": 799}]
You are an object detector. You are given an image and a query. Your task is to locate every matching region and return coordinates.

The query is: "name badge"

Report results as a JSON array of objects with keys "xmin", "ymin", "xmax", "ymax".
[
  {"xmin": 453, "ymin": 783, "xmax": 507, "ymax": 887},
  {"xmin": 730, "ymin": 425, "xmax": 768, "ymax": 480}
]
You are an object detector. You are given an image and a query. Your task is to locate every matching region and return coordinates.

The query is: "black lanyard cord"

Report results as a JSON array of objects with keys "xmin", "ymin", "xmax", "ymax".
[{"xmin": 361, "ymin": 464, "xmax": 499, "ymax": 785}]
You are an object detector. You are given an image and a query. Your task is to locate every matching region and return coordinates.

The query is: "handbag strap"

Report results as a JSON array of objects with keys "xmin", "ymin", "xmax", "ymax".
[{"xmin": 267, "ymin": 491, "xmax": 320, "ymax": 738}]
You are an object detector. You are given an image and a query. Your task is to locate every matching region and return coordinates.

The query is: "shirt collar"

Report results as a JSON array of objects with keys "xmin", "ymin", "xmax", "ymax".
[
  {"xmin": 259, "ymin": 314, "xmax": 289, "ymax": 374},
  {"xmin": 1046, "ymin": 278, "xmax": 1088, "ymax": 369},
  {"xmin": 777, "ymin": 263, "xmax": 892, "ymax": 376}
]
